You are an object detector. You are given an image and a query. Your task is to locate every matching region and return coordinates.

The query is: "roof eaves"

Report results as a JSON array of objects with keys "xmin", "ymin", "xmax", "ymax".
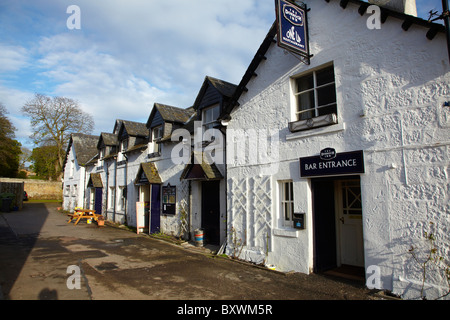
[{"xmin": 327, "ymin": 0, "xmax": 445, "ymax": 38}]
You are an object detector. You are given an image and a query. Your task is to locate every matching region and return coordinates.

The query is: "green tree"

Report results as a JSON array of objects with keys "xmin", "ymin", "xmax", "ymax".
[
  {"xmin": 29, "ymin": 145, "xmax": 59, "ymax": 180},
  {"xmin": 0, "ymin": 103, "xmax": 21, "ymax": 177},
  {"xmin": 22, "ymin": 93, "xmax": 94, "ymax": 179}
]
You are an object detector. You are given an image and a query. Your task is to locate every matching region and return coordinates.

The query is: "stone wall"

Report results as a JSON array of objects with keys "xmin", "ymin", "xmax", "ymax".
[{"xmin": 0, "ymin": 178, "xmax": 62, "ymax": 200}]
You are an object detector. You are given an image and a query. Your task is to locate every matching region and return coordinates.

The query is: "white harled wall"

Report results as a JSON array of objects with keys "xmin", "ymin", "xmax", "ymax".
[
  {"xmin": 226, "ymin": 1, "xmax": 449, "ymax": 299},
  {"xmin": 62, "ymin": 145, "xmax": 86, "ymax": 212}
]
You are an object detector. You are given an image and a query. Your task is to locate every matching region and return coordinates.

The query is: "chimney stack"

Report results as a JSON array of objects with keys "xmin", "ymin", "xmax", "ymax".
[{"xmin": 368, "ymin": 0, "xmax": 417, "ymax": 17}]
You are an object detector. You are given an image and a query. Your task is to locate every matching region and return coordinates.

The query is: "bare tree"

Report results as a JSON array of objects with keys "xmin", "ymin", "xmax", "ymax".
[{"xmin": 22, "ymin": 93, "xmax": 94, "ymax": 179}]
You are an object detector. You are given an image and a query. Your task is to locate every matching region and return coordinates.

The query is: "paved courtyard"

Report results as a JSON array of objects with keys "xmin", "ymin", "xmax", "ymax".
[{"xmin": 0, "ymin": 202, "xmax": 375, "ymax": 303}]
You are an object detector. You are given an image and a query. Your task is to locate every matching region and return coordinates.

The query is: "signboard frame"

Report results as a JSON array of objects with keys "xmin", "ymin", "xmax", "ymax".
[
  {"xmin": 300, "ymin": 149, "xmax": 365, "ymax": 178},
  {"xmin": 275, "ymin": 0, "xmax": 312, "ymax": 62},
  {"xmin": 162, "ymin": 184, "xmax": 176, "ymax": 215}
]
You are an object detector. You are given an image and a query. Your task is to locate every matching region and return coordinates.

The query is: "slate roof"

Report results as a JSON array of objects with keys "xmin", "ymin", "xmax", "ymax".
[
  {"xmin": 206, "ymin": 76, "xmax": 238, "ymax": 98},
  {"xmin": 135, "ymin": 162, "xmax": 162, "ymax": 184},
  {"xmin": 180, "ymin": 151, "xmax": 224, "ymax": 181},
  {"xmin": 88, "ymin": 173, "xmax": 103, "ymax": 188},
  {"xmin": 193, "ymin": 76, "xmax": 238, "ymax": 110},
  {"xmin": 98, "ymin": 132, "xmax": 118, "ymax": 148},
  {"xmin": 64, "ymin": 133, "xmax": 99, "ymax": 167},
  {"xmin": 146, "ymin": 103, "xmax": 195, "ymax": 129},
  {"xmin": 157, "ymin": 104, "xmax": 195, "ymax": 123},
  {"xmin": 119, "ymin": 120, "xmax": 148, "ymax": 138}
]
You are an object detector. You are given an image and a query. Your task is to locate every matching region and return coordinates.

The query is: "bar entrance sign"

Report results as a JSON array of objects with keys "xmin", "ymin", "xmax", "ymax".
[
  {"xmin": 275, "ymin": 0, "xmax": 311, "ymax": 59},
  {"xmin": 300, "ymin": 149, "xmax": 365, "ymax": 177}
]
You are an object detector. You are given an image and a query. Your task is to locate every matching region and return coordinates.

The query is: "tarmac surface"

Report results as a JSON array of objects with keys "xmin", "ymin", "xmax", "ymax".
[{"xmin": 0, "ymin": 202, "xmax": 376, "ymax": 302}]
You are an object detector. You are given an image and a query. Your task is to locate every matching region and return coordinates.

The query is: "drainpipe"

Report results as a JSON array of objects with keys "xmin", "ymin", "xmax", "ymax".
[
  {"xmin": 113, "ymin": 155, "xmax": 117, "ymax": 223},
  {"xmin": 123, "ymin": 152, "xmax": 128, "ymax": 225},
  {"xmin": 188, "ymin": 180, "xmax": 192, "ymax": 241},
  {"xmin": 105, "ymin": 162, "xmax": 109, "ymax": 219},
  {"xmin": 83, "ymin": 166, "xmax": 87, "ymax": 208},
  {"xmin": 442, "ymin": 0, "xmax": 450, "ymax": 63}
]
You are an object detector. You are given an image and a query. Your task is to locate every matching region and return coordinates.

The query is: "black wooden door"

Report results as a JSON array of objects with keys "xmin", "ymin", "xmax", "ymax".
[
  {"xmin": 201, "ymin": 180, "xmax": 220, "ymax": 245},
  {"xmin": 312, "ymin": 179, "xmax": 337, "ymax": 273},
  {"xmin": 95, "ymin": 188, "xmax": 102, "ymax": 215},
  {"xmin": 150, "ymin": 184, "xmax": 161, "ymax": 234}
]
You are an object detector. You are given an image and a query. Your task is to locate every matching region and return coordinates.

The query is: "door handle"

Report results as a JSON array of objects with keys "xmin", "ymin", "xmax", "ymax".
[{"xmin": 339, "ymin": 217, "xmax": 345, "ymax": 224}]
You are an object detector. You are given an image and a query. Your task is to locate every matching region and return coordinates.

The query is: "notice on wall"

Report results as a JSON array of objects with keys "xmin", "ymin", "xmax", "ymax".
[
  {"xmin": 300, "ymin": 149, "xmax": 365, "ymax": 177},
  {"xmin": 162, "ymin": 185, "xmax": 176, "ymax": 215}
]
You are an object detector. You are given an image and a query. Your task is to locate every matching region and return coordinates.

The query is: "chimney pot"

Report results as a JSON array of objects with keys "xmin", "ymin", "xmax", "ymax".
[{"xmin": 368, "ymin": 0, "xmax": 417, "ymax": 17}]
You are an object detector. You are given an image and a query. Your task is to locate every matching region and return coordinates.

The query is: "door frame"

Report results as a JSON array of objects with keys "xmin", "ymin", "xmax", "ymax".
[
  {"xmin": 94, "ymin": 187, "xmax": 103, "ymax": 215},
  {"xmin": 201, "ymin": 180, "xmax": 221, "ymax": 245},
  {"xmin": 312, "ymin": 175, "xmax": 364, "ymax": 272},
  {"xmin": 150, "ymin": 183, "xmax": 161, "ymax": 234}
]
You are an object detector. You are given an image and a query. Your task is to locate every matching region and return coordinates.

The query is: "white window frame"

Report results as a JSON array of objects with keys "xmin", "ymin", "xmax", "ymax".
[
  {"xmin": 109, "ymin": 186, "xmax": 115, "ymax": 210},
  {"xmin": 202, "ymin": 104, "xmax": 220, "ymax": 131},
  {"xmin": 279, "ymin": 180, "xmax": 294, "ymax": 228},
  {"xmin": 98, "ymin": 148, "xmax": 105, "ymax": 167},
  {"xmin": 119, "ymin": 139, "xmax": 128, "ymax": 161},
  {"xmin": 289, "ymin": 63, "xmax": 338, "ymax": 132},
  {"xmin": 152, "ymin": 126, "xmax": 163, "ymax": 153},
  {"xmin": 117, "ymin": 186, "xmax": 126, "ymax": 211},
  {"xmin": 64, "ymin": 185, "xmax": 70, "ymax": 196},
  {"xmin": 294, "ymin": 64, "xmax": 336, "ymax": 120}
]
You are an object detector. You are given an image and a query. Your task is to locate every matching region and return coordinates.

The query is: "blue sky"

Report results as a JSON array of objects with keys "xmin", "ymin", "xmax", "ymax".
[{"xmin": 0, "ymin": 0, "xmax": 446, "ymax": 150}]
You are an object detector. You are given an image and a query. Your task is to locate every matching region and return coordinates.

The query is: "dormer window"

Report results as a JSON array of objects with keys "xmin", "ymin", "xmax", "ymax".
[
  {"xmin": 118, "ymin": 139, "xmax": 128, "ymax": 161},
  {"xmin": 202, "ymin": 104, "xmax": 220, "ymax": 131},
  {"xmin": 98, "ymin": 148, "xmax": 104, "ymax": 167},
  {"xmin": 152, "ymin": 125, "xmax": 163, "ymax": 153}
]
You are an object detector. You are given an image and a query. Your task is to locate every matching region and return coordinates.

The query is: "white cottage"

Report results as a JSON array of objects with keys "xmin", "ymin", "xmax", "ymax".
[
  {"xmin": 62, "ymin": 133, "xmax": 98, "ymax": 212},
  {"xmin": 223, "ymin": 0, "xmax": 449, "ymax": 299},
  {"xmin": 179, "ymin": 76, "xmax": 237, "ymax": 246},
  {"xmin": 130, "ymin": 103, "xmax": 195, "ymax": 236},
  {"xmin": 113, "ymin": 120, "xmax": 148, "ymax": 225}
]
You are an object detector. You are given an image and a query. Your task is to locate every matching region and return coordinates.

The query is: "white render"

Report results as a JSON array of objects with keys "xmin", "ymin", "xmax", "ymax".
[
  {"xmin": 226, "ymin": 1, "xmax": 449, "ymax": 300},
  {"xmin": 62, "ymin": 144, "xmax": 86, "ymax": 212}
]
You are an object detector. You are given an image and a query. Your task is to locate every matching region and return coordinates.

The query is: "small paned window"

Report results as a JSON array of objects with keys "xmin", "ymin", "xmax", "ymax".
[
  {"xmin": 109, "ymin": 187, "xmax": 115, "ymax": 209},
  {"xmin": 280, "ymin": 181, "xmax": 294, "ymax": 227},
  {"xmin": 203, "ymin": 105, "xmax": 220, "ymax": 130},
  {"xmin": 152, "ymin": 126, "xmax": 163, "ymax": 153},
  {"xmin": 341, "ymin": 180, "xmax": 362, "ymax": 216},
  {"xmin": 295, "ymin": 65, "xmax": 337, "ymax": 121}
]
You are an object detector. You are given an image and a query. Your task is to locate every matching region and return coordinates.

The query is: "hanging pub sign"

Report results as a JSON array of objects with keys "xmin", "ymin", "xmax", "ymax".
[
  {"xmin": 162, "ymin": 184, "xmax": 176, "ymax": 215},
  {"xmin": 300, "ymin": 148, "xmax": 365, "ymax": 177},
  {"xmin": 275, "ymin": 0, "xmax": 311, "ymax": 59}
]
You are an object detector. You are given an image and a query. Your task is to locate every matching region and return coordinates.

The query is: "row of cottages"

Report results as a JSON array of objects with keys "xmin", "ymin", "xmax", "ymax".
[
  {"xmin": 62, "ymin": 0, "xmax": 449, "ymax": 299},
  {"xmin": 64, "ymin": 76, "xmax": 236, "ymax": 246}
]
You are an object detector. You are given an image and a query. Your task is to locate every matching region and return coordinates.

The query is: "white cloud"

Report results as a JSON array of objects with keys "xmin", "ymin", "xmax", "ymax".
[
  {"xmin": 0, "ymin": 0, "xmax": 275, "ymax": 144},
  {"xmin": 0, "ymin": 44, "xmax": 29, "ymax": 73}
]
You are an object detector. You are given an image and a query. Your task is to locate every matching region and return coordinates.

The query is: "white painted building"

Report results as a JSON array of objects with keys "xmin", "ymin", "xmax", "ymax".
[
  {"xmin": 62, "ymin": 133, "xmax": 98, "ymax": 212},
  {"xmin": 223, "ymin": 0, "xmax": 449, "ymax": 299},
  {"xmin": 179, "ymin": 76, "xmax": 237, "ymax": 246}
]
